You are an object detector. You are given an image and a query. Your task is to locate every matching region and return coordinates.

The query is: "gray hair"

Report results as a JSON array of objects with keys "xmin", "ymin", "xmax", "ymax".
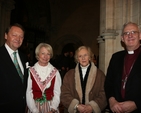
[{"xmin": 121, "ymin": 22, "xmax": 140, "ymax": 36}]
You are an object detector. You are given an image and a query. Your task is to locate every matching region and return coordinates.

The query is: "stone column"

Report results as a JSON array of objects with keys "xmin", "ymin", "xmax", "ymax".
[
  {"xmin": 101, "ymin": 29, "xmax": 118, "ymax": 74},
  {"xmin": 99, "ymin": 0, "xmax": 141, "ymax": 74},
  {"xmin": 97, "ymin": 36, "xmax": 105, "ymax": 73},
  {"xmin": 99, "ymin": 0, "xmax": 116, "ymax": 74},
  {"xmin": 0, "ymin": 0, "xmax": 15, "ymax": 46}
]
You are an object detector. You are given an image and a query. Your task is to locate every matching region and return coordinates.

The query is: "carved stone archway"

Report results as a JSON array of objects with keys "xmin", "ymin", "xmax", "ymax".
[{"xmin": 52, "ymin": 34, "xmax": 83, "ymax": 57}]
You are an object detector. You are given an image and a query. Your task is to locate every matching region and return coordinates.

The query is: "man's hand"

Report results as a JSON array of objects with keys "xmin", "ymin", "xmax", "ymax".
[
  {"xmin": 109, "ymin": 97, "xmax": 124, "ymax": 113},
  {"xmin": 120, "ymin": 101, "xmax": 137, "ymax": 113}
]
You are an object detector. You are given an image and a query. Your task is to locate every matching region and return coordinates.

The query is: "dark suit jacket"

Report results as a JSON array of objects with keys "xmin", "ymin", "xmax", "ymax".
[
  {"xmin": 0, "ymin": 45, "xmax": 28, "ymax": 113},
  {"xmin": 104, "ymin": 48, "xmax": 141, "ymax": 113}
]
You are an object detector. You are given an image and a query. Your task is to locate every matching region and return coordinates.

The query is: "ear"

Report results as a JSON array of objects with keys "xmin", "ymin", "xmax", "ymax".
[
  {"xmin": 121, "ymin": 36, "xmax": 124, "ymax": 42},
  {"xmin": 5, "ymin": 33, "xmax": 7, "ymax": 39}
]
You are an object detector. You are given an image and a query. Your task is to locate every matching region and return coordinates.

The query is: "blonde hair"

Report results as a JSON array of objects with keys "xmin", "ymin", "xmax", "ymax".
[
  {"xmin": 74, "ymin": 46, "xmax": 94, "ymax": 63},
  {"xmin": 35, "ymin": 43, "xmax": 53, "ymax": 60}
]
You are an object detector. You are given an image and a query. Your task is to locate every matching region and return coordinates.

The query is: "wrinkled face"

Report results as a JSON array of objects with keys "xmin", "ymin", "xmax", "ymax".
[
  {"xmin": 38, "ymin": 47, "xmax": 51, "ymax": 66},
  {"xmin": 77, "ymin": 48, "xmax": 90, "ymax": 67},
  {"xmin": 5, "ymin": 26, "xmax": 24, "ymax": 51},
  {"xmin": 121, "ymin": 24, "xmax": 141, "ymax": 50}
]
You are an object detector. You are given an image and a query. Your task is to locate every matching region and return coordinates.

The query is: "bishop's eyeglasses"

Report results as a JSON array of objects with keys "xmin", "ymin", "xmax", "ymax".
[{"xmin": 123, "ymin": 31, "xmax": 139, "ymax": 36}]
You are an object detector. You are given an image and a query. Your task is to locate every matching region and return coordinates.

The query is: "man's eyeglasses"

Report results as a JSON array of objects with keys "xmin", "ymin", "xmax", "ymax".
[{"xmin": 123, "ymin": 31, "xmax": 139, "ymax": 36}]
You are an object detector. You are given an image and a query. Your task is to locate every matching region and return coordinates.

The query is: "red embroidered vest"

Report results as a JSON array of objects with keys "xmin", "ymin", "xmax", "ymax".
[{"xmin": 31, "ymin": 73, "xmax": 56, "ymax": 100}]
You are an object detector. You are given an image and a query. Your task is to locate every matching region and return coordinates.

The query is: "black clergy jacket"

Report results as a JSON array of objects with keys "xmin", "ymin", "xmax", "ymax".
[
  {"xmin": 104, "ymin": 47, "xmax": 141, "ymax": 113},
  {"xmin": 0, "ymin": 45, "xmax": 28, "ymax": 113}
]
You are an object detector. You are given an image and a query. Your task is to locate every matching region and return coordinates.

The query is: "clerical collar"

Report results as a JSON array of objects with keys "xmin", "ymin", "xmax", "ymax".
[
  {"xmin": 127, "ymin": 46, "xmax": 141, "ymax": 55},
  {"xmin": 128, "ymin": 51, "xmax": 134, "ymax": 54}
]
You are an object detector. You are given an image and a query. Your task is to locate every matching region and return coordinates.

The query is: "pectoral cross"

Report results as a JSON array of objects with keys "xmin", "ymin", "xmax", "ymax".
[{"xmin": 122, "ymin": 76, "xmax": 127, "ymax": 89}]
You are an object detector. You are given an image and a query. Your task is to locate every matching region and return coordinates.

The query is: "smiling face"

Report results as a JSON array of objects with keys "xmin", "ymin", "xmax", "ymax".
[
  {"xmin": 77, "ymin": 48, "xmax": 90, "ymax": 67},
  {"xmin": 5, "ymin": 26, "xmax": 24, "ymax": 51},
  {"xmin": 37, "ymin": 47, "xmax": 51, "ymax": 66},
  {"xmin": 121, "ymin": 23, "xmax": 141, "ymax": 51}
]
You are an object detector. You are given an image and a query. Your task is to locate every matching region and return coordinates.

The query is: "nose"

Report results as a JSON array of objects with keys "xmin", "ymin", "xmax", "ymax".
[
  {"xmin": 15, "ymin": 35, "xmax": 23, "ymax": 40},
  {"xmin": 82, "ymin": 55, "xmax": 85, "ymax": 59},
  {"xmin": 128, "ymin": 32, "xmax": 133, "ymax": 37},
  {"xmin": 15, "ymin": 36, "xmax": 20, "ymax": 41},
  {"xmin": 45, "ymin": 54, "xmax": 48, "ymax": 58}
]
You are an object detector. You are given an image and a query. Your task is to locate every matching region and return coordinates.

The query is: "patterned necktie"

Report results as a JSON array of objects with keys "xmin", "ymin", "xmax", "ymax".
[{"xmin": 13, "ymin": 52, "xmax": 23, "ymax": 83}]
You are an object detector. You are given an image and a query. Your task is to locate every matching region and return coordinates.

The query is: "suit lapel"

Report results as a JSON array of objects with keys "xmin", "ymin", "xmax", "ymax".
[
  {"xmin": 1, "ymin": 46, "xmax": 26, "ymax": 83},
  {"xmin": 1, "ymin": 46, "xmax": 18, "ymax": 74},
  {"xmin": 19, "ymin": 51, "xmax": 26, "ymax": 74}
]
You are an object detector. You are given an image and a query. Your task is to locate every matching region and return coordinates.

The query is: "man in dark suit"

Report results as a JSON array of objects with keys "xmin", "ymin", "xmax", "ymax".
[
  {"xmin": 0, "ymin": 23, "xmax": 28, "ymax": 113},
  {"xmin": 105, "ymin": 22, "xmax": 141, "ymax": 113}
]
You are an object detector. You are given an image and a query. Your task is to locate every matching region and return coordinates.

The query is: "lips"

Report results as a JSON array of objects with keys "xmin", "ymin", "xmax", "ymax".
[{"xmin": 127, "ymin": 38, "xmax": 135, "ymax": 41}]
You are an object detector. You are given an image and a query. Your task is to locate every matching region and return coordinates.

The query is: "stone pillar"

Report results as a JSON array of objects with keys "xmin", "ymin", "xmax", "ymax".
[
  {"xmin": 0, "ymin": 0, "xmax": 15, "ymax": 46},
  {"xmin": 99, "ymin": 0, "xmax": 141, "ymax": 74},
  {"xmin": 99, "ymin": 0, "xmax": 117, "ymax": 74},
  {"xmin": 97, "ymin": 36, "xmax": 105, "ymax": 73},
  {"xmin": 101, "ymin": 29, "xmax": 118, "ymax": 74}
]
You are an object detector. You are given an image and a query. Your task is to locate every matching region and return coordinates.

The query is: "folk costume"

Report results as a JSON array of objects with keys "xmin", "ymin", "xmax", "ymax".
[
  {"xmin": 26, "ymin": 62, "xmax": 61, "ymax": 113},
  {"xmin": 61, "ymin": 62, "xmax": 107, "ymax": 113}
]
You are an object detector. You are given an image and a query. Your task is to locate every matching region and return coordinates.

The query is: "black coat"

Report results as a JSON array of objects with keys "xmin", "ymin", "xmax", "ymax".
[
  {"xmin": 105, "ymin": 49, "xmax": 141, "ymax": 113},
  {"xmin": 0, "ymin": 45, "xmax": 28, "ymax": 113}
]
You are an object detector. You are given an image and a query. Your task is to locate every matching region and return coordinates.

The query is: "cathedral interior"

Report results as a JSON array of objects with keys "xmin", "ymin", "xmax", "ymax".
[
  {"xmin": 10, "ymin": 0, "xmax": 100, "ymax": 65},
  {"xmin": 1, "ymin": 0, "xmax": 141, "ymax": 74},
  {"xmin": 1, "ymin": 0, "xmax": 140, "ymax": 112}
]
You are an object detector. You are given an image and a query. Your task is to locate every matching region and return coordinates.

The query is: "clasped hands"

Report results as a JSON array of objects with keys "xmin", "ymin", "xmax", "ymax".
[
  {"xmin": 77, "ymin": 104, "xmax": 93, "ymax": 113},
  {"xmin": 109, "ymin": 97, "xmax": 137, "ymax": 113}
]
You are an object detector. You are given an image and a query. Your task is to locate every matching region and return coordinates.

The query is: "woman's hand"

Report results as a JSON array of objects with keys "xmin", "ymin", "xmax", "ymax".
[
  {"xmin": 77, "ymin": 104, "xmax": 93, "ymax": 113},
  {"xmin": 82, "ymin": 104, "xmax": 93, "ymax": 113},
  {"xmin": 77, "ymin": 104, "xmax": 85, "ymax": 113}
]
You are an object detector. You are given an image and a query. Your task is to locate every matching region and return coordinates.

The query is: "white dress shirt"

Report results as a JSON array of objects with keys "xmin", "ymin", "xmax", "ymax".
[{"xmin": 5, "ymin": 43, "xmax": 24, "ymax": 74}]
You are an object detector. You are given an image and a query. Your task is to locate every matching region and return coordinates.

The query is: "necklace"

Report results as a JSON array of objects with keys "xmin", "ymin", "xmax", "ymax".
[{"xmin": 122, "ymin": 59, "xmax": 135, "ymax": 89}]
